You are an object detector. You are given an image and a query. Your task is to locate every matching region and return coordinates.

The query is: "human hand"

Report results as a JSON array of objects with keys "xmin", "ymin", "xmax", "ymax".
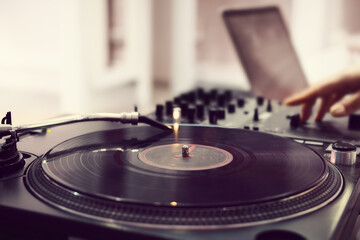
[{"xmin": 284, "ymin": 64, "xmax": 360, "ymax": 122}]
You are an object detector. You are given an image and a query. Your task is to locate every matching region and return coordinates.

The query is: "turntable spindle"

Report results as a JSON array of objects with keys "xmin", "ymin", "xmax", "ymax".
[{"xmin": 182, "ymin": 145, "xmax": 190, "ymax": 158}]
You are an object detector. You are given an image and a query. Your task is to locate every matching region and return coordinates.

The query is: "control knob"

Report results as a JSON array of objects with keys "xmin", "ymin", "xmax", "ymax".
[
  {"xmin": 217, "ymin": 108, "xmax": 226, "ymax": 119},
  {"xmin": 165, "ymin": 101, "xmax": 173, "ymax": 116},
  {"xmin": 253, "ymin": 108, "xmax": 259, "ymax": 122},
  {"xmin": 209, "ymin": 108, "xmax": 218, "ymax": 124},
  {"xmin": 266, "ymin": 100, "xmax": 272, "ymax": 112},
  {"xmin": 330, "ymin": 141, "xmax": 357, "ymax": 166},
  {"xmin": 256, "ymin": 96, "xmax": 264, "ymax": 106},
  {"xmin": 237, "ymin": 98, "xmax": 245, "ymax": 107},
  {"xmin": 155, "ymin": 104, "xmax": 164, "ymax": 120},
  {"xmin": 348, "ymin": 113, "xmax": 360, "ymax": 130},
  {"xmin": 187, "ymin": 106, "xmax": 196, "ymax": 123},
  {"xmin": 289, "ymin": 114, "xmax": 301, "ymax": 128},
  {"xmin": 228, "ymin": 103, "xmax": 236, "ymax": 113},
  {"xmin": 196, "ymin": 103, "xmax": 205, "ymax": 119}
]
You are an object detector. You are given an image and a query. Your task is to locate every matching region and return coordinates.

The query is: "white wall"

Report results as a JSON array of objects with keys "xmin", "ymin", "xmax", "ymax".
[
  {"xmin": 0, "ymin": 0, "xmax": 62, "ymax": 123},
  {"xmin": 153, "ymin": 0, "xmax": 172, "ymax": 83},
  {"xmin": 290, "ymin": 0, "xmax": 350, "ymax": 85},
  {"xmin": 0, "ymin": 0, "xmax": 153, "ymax": 124}
]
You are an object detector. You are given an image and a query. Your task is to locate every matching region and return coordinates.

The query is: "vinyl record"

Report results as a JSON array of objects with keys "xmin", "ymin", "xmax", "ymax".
[{"xmin": 27, "ymin": 125, "xmax": 342, "ymax": 228}]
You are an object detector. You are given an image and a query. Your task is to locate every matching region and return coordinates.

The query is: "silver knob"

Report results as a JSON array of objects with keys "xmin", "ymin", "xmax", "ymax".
[{"xmin": 330, "ymin": 141, "xmax": 357, "ymax": 166}]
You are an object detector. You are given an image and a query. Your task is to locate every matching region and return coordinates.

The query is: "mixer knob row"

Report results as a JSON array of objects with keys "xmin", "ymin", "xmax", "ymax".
[
  {"xmin": 156, "ymin": 101, "xmax": 232, "ymax": 123},
  {"xmin": 155, "ymin": 90, "xmax": 280, "ymax": 126},
  {"xmin": 172, "ymin": 90, "xmax": 274, "ymax": 113},
  {"xmin": 174, "ymin": 89, "xmax": 242, "ymax": 108}
]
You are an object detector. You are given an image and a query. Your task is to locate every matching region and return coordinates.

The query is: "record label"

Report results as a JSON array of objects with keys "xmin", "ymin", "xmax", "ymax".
[{"xmin": 138, "ymin": 143, "xmax": 233, "ymax": 171}]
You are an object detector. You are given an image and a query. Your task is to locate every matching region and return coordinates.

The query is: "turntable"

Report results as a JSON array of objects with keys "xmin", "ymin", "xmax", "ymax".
[{"xmin": 1, "ymin": 108, "xmax": 360, "ymax": 240}]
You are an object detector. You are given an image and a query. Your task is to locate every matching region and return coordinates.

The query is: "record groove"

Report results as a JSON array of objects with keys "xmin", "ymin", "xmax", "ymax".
[{"xmin": 26, "ymin": 126, "xmax": 343, "ymax": 228}]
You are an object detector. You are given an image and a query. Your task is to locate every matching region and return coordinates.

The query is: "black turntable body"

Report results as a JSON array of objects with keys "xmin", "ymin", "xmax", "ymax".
[{"xmin": 2, "ymin": 89, "xmax": 360, "ymax": 240}]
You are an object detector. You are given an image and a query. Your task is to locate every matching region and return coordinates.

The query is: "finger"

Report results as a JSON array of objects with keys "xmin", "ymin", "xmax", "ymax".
[
  {"xmin": 284, "ymin": 71, "xmax": 356, "ymax": 106},
  {"xmin": 315, "ymin": 94, "xmax": 342, "ymax": 121},
  {"xmin": 301, "ymin": 98, "xmax": 316, "ymax": 123},
  {"xmin": 341, "ymin": 64, "xmax": 360, "ymax": 90},
  {"xmin": 284, "ymin": 83, "xmax": 333, "ymax": 106},
  {"xmin": 314, "ymin": 96, "xmax": 332, "ymax": 122},
  {"xmin": 284, "ymin": 88, "xmax": 319, "ymax": 106},
  {"xmin": 330, "ymin": 91, "xmax": 360, "ymax": 117},
  {"xmin": 285, "ymin": 81, "xmax": 342, "ymax": 106},
  {"xmin": 317, "ymin": 68, "xmax": 360, "ymax": 95}
]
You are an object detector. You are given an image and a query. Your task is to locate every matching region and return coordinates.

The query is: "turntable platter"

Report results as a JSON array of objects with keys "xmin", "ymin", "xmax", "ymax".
[{"xmin": 27, "ymin": 125, "xmax": 342, "ymax": 228}]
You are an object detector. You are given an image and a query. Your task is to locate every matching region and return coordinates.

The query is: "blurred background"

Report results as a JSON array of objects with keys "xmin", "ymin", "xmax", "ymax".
[{"xmin": 0, "ymin": 0, "xmax": 360, "ymax": 125}]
